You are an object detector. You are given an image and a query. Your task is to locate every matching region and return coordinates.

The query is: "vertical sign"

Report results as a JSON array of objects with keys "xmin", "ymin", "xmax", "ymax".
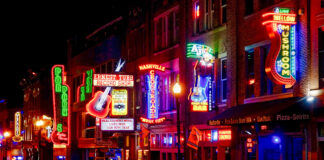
[
  {"xmin": 262, "ymin": 8, "xmax": 297, "ymax": 87},
  {"xmin": 139, "ymin": 64, "xmax": 166, "ymax": 124},
  {"xmin": 51, "ymin": 65, "xmax": 70, "ymax": 145},
  {"xmin": 77, "ymin": 69, "xmax": 94, "ymax": 102},
  {"xmin": 12, "ymin": 112, "xmax": 23, "ymax": 142},
  {"xmin": 111, "ymin": 89, "xmax": 128, "ymax": 116}
]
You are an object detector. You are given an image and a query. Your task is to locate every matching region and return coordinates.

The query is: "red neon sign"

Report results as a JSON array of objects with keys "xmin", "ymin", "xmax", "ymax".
[
  {"xmin": 86, "ymin": 91, "xmax": 112, "ymax": 118},
  {"xmin": 262, "ymin": 8, "xmax": 296, "ymax": 87},
  {"xmin": 140, "ymin": 117, "xmax": 166, "ymax": 124},
  {"xmin": 93, "ymin": 74, "xmax": 134, "ymax": 87},
  {"xmin": 51, "ymin": 65, "xmax": 71, "ymax": 146},
  {"xmin": 138, "ymin": 64, "xmax": 165, "ymax": 72},
  {"xmin": 218, "ymin": 129, "xmax": 231, "ymax": 141}
]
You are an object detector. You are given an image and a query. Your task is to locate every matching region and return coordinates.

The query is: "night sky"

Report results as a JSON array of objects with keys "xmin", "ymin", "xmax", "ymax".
[{"xmin": 1, "ymin": 2, "xmax": 125, "ymax": 108}]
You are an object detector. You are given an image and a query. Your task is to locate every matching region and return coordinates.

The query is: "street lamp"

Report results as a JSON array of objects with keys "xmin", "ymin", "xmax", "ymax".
[
  {"xmin": 173, "ymin": 82, "xmax": 181, "ymax": 160},
  {"xmin": 3, "ymin": 131, "xmax": 11, "ymax": 159},
  {"xmin": 3, "ymin": 131, "xmax": 11, "ymax": 138}
]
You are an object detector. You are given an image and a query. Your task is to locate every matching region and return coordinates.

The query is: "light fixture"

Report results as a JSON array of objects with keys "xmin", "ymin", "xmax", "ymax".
[
  {"xmin": 272, "ymin": 135, "xmax": 281, "ymax": 144},
  {"xmin": 307, "ymin": 96, "xmax": 314, "ymax": 102}
]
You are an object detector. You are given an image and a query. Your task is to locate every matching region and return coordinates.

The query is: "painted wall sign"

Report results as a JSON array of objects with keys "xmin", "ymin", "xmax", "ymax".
[
  {"xmin": 93, "ymin": 74, "xmax": 134, "ymax": 87},
  {"xmin": 111, "ymin": 89, "xmax": 128, "ymax": 116},
  {"xmin": 139, "ymin": 64, "xmax": 166, "ymax": 124},
  {"xmin": 101, "ymin": 118, "xmax": 134, "ymax": 131},
  {"xmin": 262, "ymin": 8, "xmax": 296, "ymax": 87},
  {"xmin": 77, "ymin": 69, "xmax": 94, "ymax": 102},
  {"xmin": 12, "ymin": 112, "xmax": 23, "ymax": 142},
  {"xmin": 51, "ymin": 65, "xmax": 70, "ymax": 146}
]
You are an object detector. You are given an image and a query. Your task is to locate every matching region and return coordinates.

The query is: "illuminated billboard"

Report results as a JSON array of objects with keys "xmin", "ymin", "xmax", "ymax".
[
  {"xmin": 111, "ymin": 89, "xmax": 128, "ymax": 116},
  {"xmin": 262, "ymin": 8, "xmax": 297, "ymax": 87},
  {"xmin": 101, "ymin": 118, "xmax": 134, "ymax": 131},
  {"xmin": 93, "ymin": 74, "xmax": 134, "ymax": 87}
]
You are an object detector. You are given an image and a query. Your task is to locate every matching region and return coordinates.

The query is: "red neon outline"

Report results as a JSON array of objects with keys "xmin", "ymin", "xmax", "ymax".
[
  {"xmin": 140, "ymin": 117, "xmax": 166, "ymax": 124},
  {"xmin": 86, "ymin": 91, "xmax": 112, "ymax": 118},
  {"xmin": 262, "ymin": 21, "xmax": 296, "ymax": 25},
  {"xmin": 138, "ymin": 64, "xmax": 166, "ymax": 72},
  {"xmin": 76, "ymin": 72, "xmax": 86, "ymax": 102},
  {"xmin": 50, "ymin": 65, "xmax": 71, "ymax": 146}
]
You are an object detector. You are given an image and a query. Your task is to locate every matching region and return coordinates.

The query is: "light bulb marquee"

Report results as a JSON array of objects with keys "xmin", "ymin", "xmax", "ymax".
[
  {"xmin": 77, "ymin": 69, "xmax": 94, "ymax": 102},
  {"xmin": 139, "ymin": 64, "xmax": 166, "ymax": 124},
  {"xmin": 51, "ymin": 65, "xmax": 70, "ymax": 146},
  {"xmin": 12, "ymin": 112, "xmax": 23, "ymax": 142},
  {"xmin": 262, "ymin": 8, "xmax": 296, "ymax": 87}
]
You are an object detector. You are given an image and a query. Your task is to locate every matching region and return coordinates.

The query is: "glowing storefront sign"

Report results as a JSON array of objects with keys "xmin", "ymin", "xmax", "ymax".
[
  {"xmin": 262, "ymin": 8, "xmax": 296, "ymax": 87},
  {"xmin": 101, "ymin": 118, "xmax": 134, "ymax": 131},
  {"xmin": 93, "ymin": 74, "xmax": 134, "ymax": 87},
  {"xmin": 12, "ymin": 112, "xmax": 23, "ymax": 142},
  {"xmin": 218, "ymin": 129, "xmax": 232, "ymax": 141},
  {"xmin": 111, "ymin": 89, "xmax": 128, "ymax": 116},
  {"xmin": 187, "ymin": 43, "xmax": 215, "ymax": 66},
  {"xmin": 51, "ymin": 65, "xmax": 70, "ymax": 146},
  {"xmin": 77, "ymin": 69, "xmax": 94, "ymax": 102},
  {"xmin": 139, "ymin": 64, "xmax": 165, "ymax": 124}
]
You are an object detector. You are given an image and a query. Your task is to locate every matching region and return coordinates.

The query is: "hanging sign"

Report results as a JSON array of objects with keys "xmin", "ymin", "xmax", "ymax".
[
  {"xmin": 262, "ymin": 8, "xmax": 297, "ymax": 87},
  {"xmin": 12, "ymin": 112, "xmax": 23, "ymax": 142},
  {"xmin": 93, "ymin": 74, "xmax": 134, "ymax": 87},
  {"xmin": 139, "ymin": 64, "xmax": 166, "ymax": 124},
  {"xmin": 77, "ymin": 69, "xmax": 94, "ymax": 102},
  {"xmin": 187, "ymin": 43, "xmax": 215, "ymax": 66},
  {"xmin": 111, "ymin": 89, "xmax": 128, "ymax": 116},
  {"xmin": 51, "ymin": 65, "xmax": 70, "ymax": 146},
  {"xmin": 101, "ymin": 118, "xmax": 134, "ymax": 131}
]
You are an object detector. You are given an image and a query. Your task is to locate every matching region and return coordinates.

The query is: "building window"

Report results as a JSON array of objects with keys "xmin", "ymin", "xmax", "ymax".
[
  {"xmin": 85, "ymin": 114, "xmax": 95, "ymax": 138},
  {"xmin": 259, "ymin": 0, "xmax": 274, "ymax": 10},
  {"xmin": 245, "ymin": 0, "xmax": 254, "ymax": 15},
  {"xmin": 154, "ymin": 9, "xmax": 179, "ymax": 52},
  {"xmin": 193, "ymin": 1, "xmax": 200, "ymax": 34},
  {"xmin": 319, "ymin": 27, "xmax": 324, "ymax": 88},
  {"xmin": 221, "ymin": 0, "xmax": 227, "ymax": 24},
  {"xmin": 246, "ymin": 49, "xmax": 255, "ymax": 98},
  {"xmin": 221, "ymin": 58, "xmax": 227, "ymax": 102},
  {"xmin": 322, "ymin": 0, "xmax": 324, "ymax": 8},
  {"xmin": 260, "ymin": 45, "xmax": 273, "ymax": 96},
  {"xmin": 160, "ymin": 73, "xmax": 177, "ymax": 112}
]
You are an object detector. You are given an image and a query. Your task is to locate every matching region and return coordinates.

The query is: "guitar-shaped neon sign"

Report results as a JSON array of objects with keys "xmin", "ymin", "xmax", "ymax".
[
  {"xmin": 86, "ymin": 59, "xmax": 125, "ymax": 118},
  {"xmin": 189, "ymin": 61, "xmax": 209, "ymax": 102}
]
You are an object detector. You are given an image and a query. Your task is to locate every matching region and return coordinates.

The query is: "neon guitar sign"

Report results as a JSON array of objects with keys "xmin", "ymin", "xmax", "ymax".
[
  {"xmin": 189, "ymin": 61, "xmax": 211, "ymax": 112},
  {"xmin": 262, "ymin": 8, "xmax": 297, "ymax": 87},
  {"xmin": 86, "ymin": 59, "xmax": 125, "ymax": 118}
]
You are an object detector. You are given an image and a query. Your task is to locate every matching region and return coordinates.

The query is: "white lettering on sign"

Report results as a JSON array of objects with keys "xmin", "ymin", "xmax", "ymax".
[
  {"xmin": 101, "ymin": 118, "xmax": 134, "ymax": 131},
  {"xmin": 93, "ymin": 74, "xmax": 134, "ymax": 87}
]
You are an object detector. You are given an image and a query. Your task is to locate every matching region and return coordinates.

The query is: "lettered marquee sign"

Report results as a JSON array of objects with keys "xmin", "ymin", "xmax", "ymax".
[
  {"xmin": 262, "ymin": 8, "xmax": 297, "ymax": 87},
  {"xmin": 51, "ymin": 65, "xmax": 70, "ymax": 146},
  {"xmin": 12, "ymin": 112, "xmax": 23, "ymax": 142}
]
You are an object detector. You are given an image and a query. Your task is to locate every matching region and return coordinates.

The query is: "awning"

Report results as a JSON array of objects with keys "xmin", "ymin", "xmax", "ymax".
[{"xmin": 208, "ymin": 97, "xmax": 322, "ymax": 126}]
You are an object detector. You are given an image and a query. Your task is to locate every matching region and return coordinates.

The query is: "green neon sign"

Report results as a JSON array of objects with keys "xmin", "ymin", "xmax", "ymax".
[
  {"xmin": 54, "ymin": 67, "xmax": 62, "ymax": 92},
  {"xmin": 57, "ymin": 123, "xmax": 63, "ymax": 132},
  {"xmin": 61, "ymin": 86, "xmax": 68, "ymax": 117},
  {"xmin": 80, "ymin": 86, "xmax": 85, "ymax": 102},
  {"xmin": 85, "ymin": 69, "xmax": 93, "ymax": 93},
  {"xmin": 187, "ymin": 43, "xmax": 215, "ymax": 59}
]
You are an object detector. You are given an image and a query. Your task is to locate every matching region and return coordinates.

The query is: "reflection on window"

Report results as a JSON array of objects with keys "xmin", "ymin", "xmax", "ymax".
[{"xmin": 246, "ymin": 49, "xmax": 255, "ymax": 98}]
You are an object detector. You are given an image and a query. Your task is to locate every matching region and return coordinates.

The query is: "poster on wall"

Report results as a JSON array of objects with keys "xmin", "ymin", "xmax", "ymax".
[{"xmin": 111, "ymin": 89, "xmax": 128, "ymax": 116}]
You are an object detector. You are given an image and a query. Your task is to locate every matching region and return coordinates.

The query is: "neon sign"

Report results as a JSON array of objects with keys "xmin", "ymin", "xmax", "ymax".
[
  {"xmin": 77, "ymin": 69, "xmax": 94, "ymax": 102},
  {"xmin": 218, "ymin": 129, "xmax": 231, "ymax": 140},
  {"xmin": 12, "ymin": 112, "xmax": 23, "ymax": 142},
  {"xmin": 111, "ymin": 89, "xmax": 128, "ymax": 116},
  {"xmin": 139, "ymin": 64, "xmax": 166, "ymax": 124},
  {"xmin": 262, "ymin": 8, "xmax": 296, "ymax": 87},
  {"xmin": 93, "ymin": 74, "xmax": 134, "ymax": 87},
  {"xmin": 86, "ymin": 59, "xmax": 125, "ymax": 118},
  {"xmin": 51, "ymin": 65, "xmax": 70, "ymax": 145},
  {"xmin": 187, "ymin": 43, "xmax": 215, "ymax": 66},
  {"xmin": 189, "ymin": 61, "xmax": 213, "ymax": 112}
]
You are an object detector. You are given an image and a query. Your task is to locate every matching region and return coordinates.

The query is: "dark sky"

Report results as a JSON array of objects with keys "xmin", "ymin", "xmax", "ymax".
[{"xmin": 0, "ymin": 3, "xmax": 125, "ymax": 107}]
